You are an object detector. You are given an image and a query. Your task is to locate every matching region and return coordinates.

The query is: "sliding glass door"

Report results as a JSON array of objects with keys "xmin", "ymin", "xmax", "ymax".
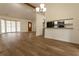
[
  {"xmin": 16, "ymin": 21, "xmax": 20, "ymax": 32},
  {"xmin": 6, "ymin": 21, "xmax": 11, "ymax": 32},
  {"xmin": 0, "ymin": 19, "xmax": 21, "ymax": 33},
  {"xmin": 1, "ymin": 20, "xmax": 5, "ymax": 33},
  {"xmin": 11, "ymin": 21, "xmax": 16, "ymax": 32}
]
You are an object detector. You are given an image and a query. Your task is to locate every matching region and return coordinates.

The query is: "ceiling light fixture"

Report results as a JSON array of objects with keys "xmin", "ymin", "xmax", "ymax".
[{"xmin": 36, "ymin": 3, "xmax": 46, "ymax": 13}]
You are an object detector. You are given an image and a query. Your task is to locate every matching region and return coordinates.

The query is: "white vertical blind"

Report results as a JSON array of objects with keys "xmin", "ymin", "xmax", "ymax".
[
  {"xmin": 1, "ymin": 20, "xmax": 5, "ymax": 33},
  {"xmin": 11, "ymin": 21, "xmax": 16, "ymax": 32},
  {"xmin": 0, "ymin": 19, "xmax": 21, "ymax": 33},
  {"xmin": 6, "ymin": 21, "xmax": 11, "ymax": 32},
  {"xmin": 16, "ymin": 21, "xmax": 20, "ymax": 32}
]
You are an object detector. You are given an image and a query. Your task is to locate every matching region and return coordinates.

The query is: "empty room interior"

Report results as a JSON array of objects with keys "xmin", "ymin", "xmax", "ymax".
[{"xmin": 0, "ymin": 3, "xmax": 79, "ymax": 56}]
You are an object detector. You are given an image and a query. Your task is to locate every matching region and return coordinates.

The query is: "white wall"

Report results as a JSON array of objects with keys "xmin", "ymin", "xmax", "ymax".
[
  {"xmin": 32, "ymin": 18, "xmax": 36, "ymax": 32},
  {"xmin": 45, "ymin": 3, "xmax": 79, "ymax": 44},
  {"xmin": 20, "ymin": 20, "xmax": 32, "ymax": 32},
  {"xmin": 0, "ymin": 19, "xmax": 1, "ymax": 34},
  {"xmin": 36, "ymin": 13, "xmax": 44, "ymax": 36}
]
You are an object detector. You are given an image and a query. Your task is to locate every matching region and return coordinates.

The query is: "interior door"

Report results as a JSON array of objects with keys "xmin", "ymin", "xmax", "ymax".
[{"xmin": 28, "ymin": 22, "xmax": 32, "ymax": 32}]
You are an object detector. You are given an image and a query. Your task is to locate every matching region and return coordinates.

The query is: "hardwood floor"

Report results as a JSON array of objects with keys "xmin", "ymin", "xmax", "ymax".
[{"xmin": 0, "ymin": 32, "xmax": 79, "ymax": 56}]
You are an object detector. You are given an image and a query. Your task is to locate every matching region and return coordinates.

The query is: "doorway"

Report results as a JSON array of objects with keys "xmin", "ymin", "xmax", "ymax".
[{"xmin": 28, "ymin": 22, "xmax": 32, "ymax": 32}]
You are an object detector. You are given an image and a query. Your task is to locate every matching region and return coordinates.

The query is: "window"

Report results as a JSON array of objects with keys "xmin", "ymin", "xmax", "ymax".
[
  {"xmin": 11, "ymin": 21, "xmax": 16, "ymax": 32},
  {"xmin": 16, "ymin": 21, "xmax": 20, "ymax": 32},
  {"xmin": 0, "ymin": 20, "xmax": 21, "ymax": 33},
  {"xmin": 6, "ymin": 21, "xmax": 11, "ymax": 32},
  {"xmin": 1, "ymin": 20, "xmax": 5, "ymax": 33}
]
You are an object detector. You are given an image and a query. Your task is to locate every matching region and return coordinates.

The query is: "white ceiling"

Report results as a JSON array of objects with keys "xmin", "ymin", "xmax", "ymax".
[{"xmin": 0, "ymin": 3, "xmax": 36, "ymax": 20}]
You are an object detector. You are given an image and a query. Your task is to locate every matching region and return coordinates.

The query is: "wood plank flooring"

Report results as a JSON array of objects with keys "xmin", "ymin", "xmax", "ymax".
[{"xmin": 0, "ymin": 32, "xmax": 79, "ymax": 56}]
